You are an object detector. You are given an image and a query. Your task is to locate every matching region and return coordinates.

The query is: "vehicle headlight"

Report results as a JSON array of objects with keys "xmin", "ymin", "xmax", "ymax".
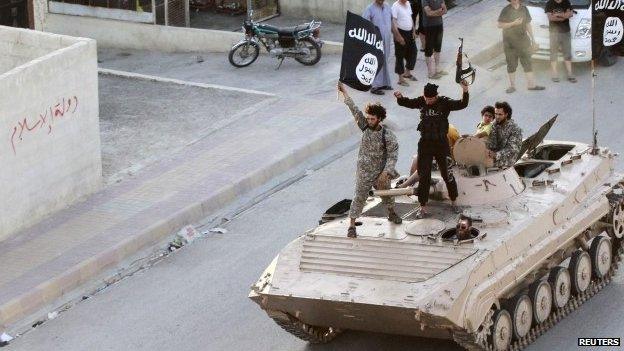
[{"xmin": 575, "ymin": 18, "xmax": 591, "ymax": 39}]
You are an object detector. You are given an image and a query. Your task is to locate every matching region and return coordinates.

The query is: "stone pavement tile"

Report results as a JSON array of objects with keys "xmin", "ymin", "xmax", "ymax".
[{"xmin": 0, "ymin": 95, "xmax": 357, "ymax": 329}]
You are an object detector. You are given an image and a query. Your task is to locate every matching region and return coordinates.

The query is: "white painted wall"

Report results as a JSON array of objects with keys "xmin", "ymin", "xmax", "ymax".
[
  {"xmin": 33, "ymin": 0, "xmax": 48, "ymax": 30},
  {"xmin": 279, "ymin": 0, "xmax": 370, "ymax": 23},
  {"xmin": 0, "ymin": 26, "xmax": 101, "ymax": 241}
]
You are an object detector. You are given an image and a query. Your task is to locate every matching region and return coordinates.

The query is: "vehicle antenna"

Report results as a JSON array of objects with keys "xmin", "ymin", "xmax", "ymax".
[{"xmin": 590, "ymin": 59, "xmax": 599, "ymax": 155}]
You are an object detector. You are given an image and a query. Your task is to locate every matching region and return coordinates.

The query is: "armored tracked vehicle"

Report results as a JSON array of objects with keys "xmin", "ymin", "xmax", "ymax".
[{"xmin": 249, "ymin": 118, "xmax": 624, "ymax": 350}]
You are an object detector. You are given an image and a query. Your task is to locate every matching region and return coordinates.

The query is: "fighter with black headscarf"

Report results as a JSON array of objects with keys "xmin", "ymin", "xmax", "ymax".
[{"xmin": 394, "ymin": 81, "xmax": 469, "ymax": 216}]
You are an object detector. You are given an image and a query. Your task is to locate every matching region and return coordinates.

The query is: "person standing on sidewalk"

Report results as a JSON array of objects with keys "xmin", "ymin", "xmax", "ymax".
[
  {"xmin": 337, "ymin": 82, "xmax": 402, "ymax": 238},
  {"xmin": 545, "ymin": 0, "xmax": 576, "ymax": 83},
  {"xmin": 394, "ymin": 81, "xmax": 469, "ymax": 217},
  {"xmin": 363, "ymin": 0, "xmax": 403, "ymax": 95},
  {"xmin": 409, "ymin": 0, "xmax": 426, "ymax": 52},
  {"xmin": 497, "ymin": 0, "xmax": 545, "ymax": 93},
  {"xmin": 421, "ymin": 0, "xmax": 448, "ymax": 79},
  {"xmin": 392, "ymin": 0, "xmax": 418, "ymax": 86}
]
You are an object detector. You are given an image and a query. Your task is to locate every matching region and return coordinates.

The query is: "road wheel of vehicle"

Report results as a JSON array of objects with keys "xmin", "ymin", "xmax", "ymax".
[
  {"xmin": 569, "ymin": 250, "xmax": 592, "ymax": 294},
  {"xmin": 529, "ymin": 280, "xmax": 552, "ymax": 324},
  {"xmin": 299, "ymin": 323, "xmax": 340, "ymax": 344},
  {"xmin": 228, "ymin": 41, "xmax": 260, "ymax": 68},
  {"xmin": 590, "ymin": 236, "xmax": 612, "ymax": 279},
  {"xmin": 295, "ymin": 37, "xmax": 322, "ymax": 66},
  {"xmin": 509, "ymin": 294, "xmax": 532, "ymax": 340},
  {"xmin": 548, "ymin": 266, "xmax": 571, "ymax": 309},
  {"xmin": 608, "ymin": 199, "xmax": 624, "ymax": 239},
  {"xmin": 488, "ymin": 309, "xmax": 512, "ymax": 351}
]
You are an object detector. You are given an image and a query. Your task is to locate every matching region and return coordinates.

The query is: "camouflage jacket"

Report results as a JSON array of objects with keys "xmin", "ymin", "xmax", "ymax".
[
  {"xmin": 344, "ymin": 96, "xmax": 399, "ymax": 176},
  {"xmin": 486, "ymin": 119, "xmax": 523, "ymax": 169}
]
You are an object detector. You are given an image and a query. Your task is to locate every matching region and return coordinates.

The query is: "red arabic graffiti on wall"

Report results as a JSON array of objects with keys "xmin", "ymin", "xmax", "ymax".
[{"xmin": 9, "ymin": 96, "xmax": 79, "ymax": 155}]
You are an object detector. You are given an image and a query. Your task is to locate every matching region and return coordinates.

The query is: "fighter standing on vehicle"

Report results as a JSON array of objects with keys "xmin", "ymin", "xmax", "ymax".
[
  {"xmin": 486, "ymin": 101, "xmax": 523, "ymax": 168},
  {"xmin": 394, "ymin": 81, "xmax": 469, "ymax": 216},
  {"xmin": 338, "ymin": 82, "xmax": 402, "ymax": 238}
]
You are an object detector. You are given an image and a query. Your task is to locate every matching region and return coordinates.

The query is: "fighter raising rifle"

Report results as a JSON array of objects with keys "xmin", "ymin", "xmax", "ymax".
[{"xmin": 455, "ymin": 38, "xmax": 476, "ymax": 85}]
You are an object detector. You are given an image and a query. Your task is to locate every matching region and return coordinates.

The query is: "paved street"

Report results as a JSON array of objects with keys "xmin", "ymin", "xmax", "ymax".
[{"xmin": 6, "ymin": 52, "xmax": 624, "ymax": 350}]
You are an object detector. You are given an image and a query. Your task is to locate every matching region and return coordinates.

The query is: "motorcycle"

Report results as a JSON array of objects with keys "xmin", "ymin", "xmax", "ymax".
[{"xmin": 228, "ymin": 14, "xmax": 323, "ymax": 69}]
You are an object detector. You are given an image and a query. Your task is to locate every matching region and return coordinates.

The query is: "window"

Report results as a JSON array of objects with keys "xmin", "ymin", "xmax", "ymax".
[
  {"xmin": 48, "ymin": 0, "xmax": 156, "ymax": 23},
  {"xmin": 50, "ymin": 0, "xmax": 153, "ymax": 12}
]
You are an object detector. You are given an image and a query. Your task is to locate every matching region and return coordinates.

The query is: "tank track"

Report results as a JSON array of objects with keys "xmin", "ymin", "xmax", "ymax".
[
  {"xmin": 453, "ymin": 237, "xmax": 624, "ymax": 351},
  {"xmin": 270, "ymin": 315, "xmax": 341, "ymax": 344}
]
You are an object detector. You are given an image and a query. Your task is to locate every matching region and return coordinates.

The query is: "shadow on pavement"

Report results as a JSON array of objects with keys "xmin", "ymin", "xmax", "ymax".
[{"xmin": 303, "ymin": 330, "xmax": 462, "ymax": 351}]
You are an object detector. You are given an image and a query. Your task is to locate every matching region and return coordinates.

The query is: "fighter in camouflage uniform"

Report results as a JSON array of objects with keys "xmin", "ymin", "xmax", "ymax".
[
  {"xmin": 338, "ymin": 83, "xmax": 403, "ymax": 238},
  {"xmin": 487, "ymin": 101, "xmax": 523, "ymax": 168}
]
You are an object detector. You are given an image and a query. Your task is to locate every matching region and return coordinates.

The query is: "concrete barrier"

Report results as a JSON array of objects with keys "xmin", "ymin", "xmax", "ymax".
[
  {"xmin": 42, "ymin": 13, "xmax": 344, "ymax": 54},
  {"xmin": 44, "ymin": 13, "xmax": 244, "ymax": 53},
  {"xmin": 0, "ymin": 27, "xmax": 101, "ymax": 241}
]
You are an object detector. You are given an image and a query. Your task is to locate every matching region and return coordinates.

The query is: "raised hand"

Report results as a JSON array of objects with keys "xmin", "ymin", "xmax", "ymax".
[
  {"xmin": 460, "ymin": 79, "xmax": 469, "ymax": 92},
  {"xmin": 337, "ymin": 81, "xmax": 348, "ymax": 100}
]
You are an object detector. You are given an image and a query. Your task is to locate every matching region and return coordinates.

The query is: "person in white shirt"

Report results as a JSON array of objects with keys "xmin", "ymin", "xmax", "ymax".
[{"xmin": 392, "ymin": 0, "xmax": 418, "ymax": 86}]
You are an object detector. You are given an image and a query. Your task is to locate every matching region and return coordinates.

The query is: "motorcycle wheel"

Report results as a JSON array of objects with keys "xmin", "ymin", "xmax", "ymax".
[
  {"xmin": 228, "ymin": 40, "xmax": 260, "ymax": 68},
  {"xmin": 295, "ymin": 37, "xmax": 322, "ymax": 66}
]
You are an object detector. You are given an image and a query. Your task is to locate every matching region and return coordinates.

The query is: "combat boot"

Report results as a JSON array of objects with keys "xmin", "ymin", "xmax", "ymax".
[
  {"xmin": 387, "ymin": 209, "xmax": 403, "ymax": 224},
  {"xmin": 347, "ymin": 226, "xmax": 357, "ymax": 238}
]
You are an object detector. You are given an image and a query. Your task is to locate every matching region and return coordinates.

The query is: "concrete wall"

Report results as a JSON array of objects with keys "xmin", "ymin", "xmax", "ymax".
[
  {"xmin": 42, "ymin": 13, "xmax": 343, "ymax": 54},
  {"xmin": 33, "ymin": 0, "xmax": 48, "ymax": 30},
  {"xmin": 43, "ymin": 13, "xmax": 244, "ymax": 53},
  {"xmin": 0, "ymin": 26, "xmax": 102, "ymax": 241},
  {"xmin": 279, "ymin": 0, "xmax": 369, "ymax": 23}
]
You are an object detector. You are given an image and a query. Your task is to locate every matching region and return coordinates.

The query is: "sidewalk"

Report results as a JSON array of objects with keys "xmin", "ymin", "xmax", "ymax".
[
  {"xmin": 0, "ymin": 94, "xmax": 357, "ymax": 333},
  {"xmin": 0, "ymin": 0, "xmax": 507, "ymax": 336}
]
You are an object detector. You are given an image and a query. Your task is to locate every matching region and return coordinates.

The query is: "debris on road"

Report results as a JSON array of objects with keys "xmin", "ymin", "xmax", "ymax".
[
  {"xmin": 169, "ymin": 225, "xmax": 201, "ymax": 251},
  {"xmin": 208, "ymin": 227, "xmax": 228, "ymax": 234},
  {"xmin": 0, "ymin": 332, "xmax": 12, "ymax": 346}
]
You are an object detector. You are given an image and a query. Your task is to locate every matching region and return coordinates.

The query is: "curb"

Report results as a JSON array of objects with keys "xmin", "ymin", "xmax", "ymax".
[
  {"xmin": 98, "ymin": 68, "xmax": 276, "ymax": 97},
  {"xmin": 322, "ymin": 40, "xmax": 343, "ymax": 55},
  {"xmin": 470, "ymin": 42, "xmax": 504, "ymax": 66},
  {"xmin": 0, "ymin": 106, "xmax": 358, "ymax": 333}
]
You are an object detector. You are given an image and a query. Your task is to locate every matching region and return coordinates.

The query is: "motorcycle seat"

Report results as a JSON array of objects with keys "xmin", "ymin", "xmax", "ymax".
[{"xmin": 258, "ymin": 23, "xmax": 310, "ymax": 37}]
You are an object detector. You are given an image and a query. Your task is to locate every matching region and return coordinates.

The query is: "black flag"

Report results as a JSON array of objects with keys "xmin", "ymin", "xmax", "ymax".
[
  {"xmin": 592, "ymin": 0, "xmax": 624, "ymax": 59},
  {"xmin": 339, "ymin": 11, "xmax": 386, "ymax": 91}
]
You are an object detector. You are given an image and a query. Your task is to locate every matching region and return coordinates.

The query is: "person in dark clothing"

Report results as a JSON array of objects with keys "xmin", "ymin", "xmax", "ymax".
[
  {"xmin": 421, "ymin": 0, "xmax": 448, "ymax": 79},
  {"xmin": 409, "ymin": 0, "xmax": 426, "ymax": 51},
  {"xmin": 497, "ymin": 0, "xmax": 545, "ymax": 93},
  {"xmin": 545, "ymin": 0, "xmax": 576, "ymax": 82},
  {"xmin": 394, "ymin": 81, "xmax": 469, "ymax": 216}
]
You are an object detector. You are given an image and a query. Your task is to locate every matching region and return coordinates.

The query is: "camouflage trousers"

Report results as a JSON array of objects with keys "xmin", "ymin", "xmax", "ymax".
[{"xmin": 349, "ymin": 168, "xmax": 394, "ymax": 218}]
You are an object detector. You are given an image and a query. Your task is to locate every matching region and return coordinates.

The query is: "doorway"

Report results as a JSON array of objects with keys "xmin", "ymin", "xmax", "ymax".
[{"xmin": 0, "ymin": 0, "xmax": 32, "ymax": 28}]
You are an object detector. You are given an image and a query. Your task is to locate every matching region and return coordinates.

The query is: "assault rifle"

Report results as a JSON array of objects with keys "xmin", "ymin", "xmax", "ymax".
[{"xmin": 455, "ymin": 38, "xmax": 476, "ymax": 85}]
